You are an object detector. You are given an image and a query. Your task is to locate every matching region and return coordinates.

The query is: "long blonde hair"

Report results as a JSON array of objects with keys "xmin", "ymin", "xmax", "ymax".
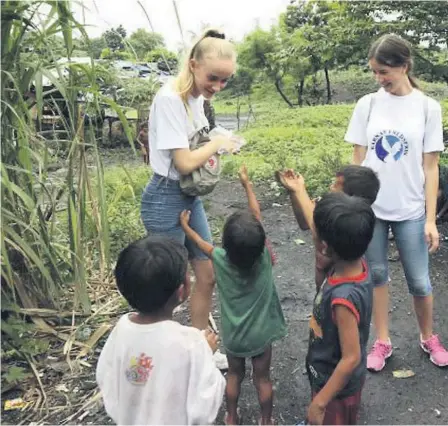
[{"xmin": 173, "ymin": 29, "xmax": 236, "ymax": 104}]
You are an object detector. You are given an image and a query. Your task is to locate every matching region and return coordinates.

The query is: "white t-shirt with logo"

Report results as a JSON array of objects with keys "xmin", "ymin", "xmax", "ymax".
[
  {"xmin": 148, "ymin": 81, "xmax": 209, "ymax": 180},
  {"xmin": 96, "ymin": 316, "xmax": 225, "ymax": 425},
  {"xmin": 345, "ymin": 88, "xmax": 444, "ymax": 221}
]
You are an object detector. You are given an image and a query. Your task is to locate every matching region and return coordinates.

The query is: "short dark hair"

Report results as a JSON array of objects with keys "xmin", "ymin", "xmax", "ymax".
[
  {"xmin": 314, "ymin": 192, "xmax": 375, "ymax": 261},
  {"xmin": 336, "ymin": 165, "xmax": 380, "ymax": 205},
  {"xmin": 115, "ymin": 236, "xmax": 188, "ymax": 314},
  {"xmin": 222, "ymin": 210, "xmax": 265, "ymax": 273}
]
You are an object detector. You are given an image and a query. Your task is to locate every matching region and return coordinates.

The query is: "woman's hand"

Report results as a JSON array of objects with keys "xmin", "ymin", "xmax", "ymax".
[
  {"xmin": 212, "ymin": 136, "xmax": 238, "ymax": 154},
  {"xmin": 425, "ymin": 221, "xmax": 439, "ymax": 253}
]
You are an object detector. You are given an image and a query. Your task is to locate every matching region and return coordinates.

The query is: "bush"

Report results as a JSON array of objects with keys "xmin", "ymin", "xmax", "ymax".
[
  {"xmin": 219, "ymin": 97, "xmax": 448, "ymax": 195},
  {"xmin": 220, "ymin": 103, "xmax": 354, "ymax": 195},
  {"xmin": 100, "ymin": 166, "xmax": 151, "ymax": 256}
]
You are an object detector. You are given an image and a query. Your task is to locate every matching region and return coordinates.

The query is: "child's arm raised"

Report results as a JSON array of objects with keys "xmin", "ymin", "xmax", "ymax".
[
  {"xmin": 239, "ymin": 165, "xmax": 262, "ymax": 221},
  {"xmin": 276, "ymin": 169, "xmax": 316, "ymax": 237},
  {"xmin": 180, "ymin": 210, "xmax": 214, "ymax": 258},
  {"xmin": 276, "ymin": 170, "xmax": 309, "ymax": 230},
  {"xmin": 307, "ymin": 305, "xmax": 361, "ymax": 425}
]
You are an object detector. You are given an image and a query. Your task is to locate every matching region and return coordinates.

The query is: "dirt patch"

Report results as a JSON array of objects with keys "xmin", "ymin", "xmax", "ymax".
[{"xmin": 2, "ymin": 179, "xmax": 447, "ymax": 425}]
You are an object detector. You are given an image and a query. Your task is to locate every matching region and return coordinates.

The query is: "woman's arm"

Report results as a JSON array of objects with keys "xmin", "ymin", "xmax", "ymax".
[
  {"xmin": 172, "ymin": 136, "xmax": 236, "ymax": 175},
  {"xmin": 353, "ymin": 145, "xmax": 367, "ymax": 165},
  {"xmin": 423, "ymin": 152, "xmax": 440, "ymax": 253}
]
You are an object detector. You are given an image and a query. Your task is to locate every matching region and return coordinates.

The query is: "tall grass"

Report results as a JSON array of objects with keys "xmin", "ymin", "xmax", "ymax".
[{"xmin": 1, "ymin": 1, "xmax": 134, "ymax": 314}]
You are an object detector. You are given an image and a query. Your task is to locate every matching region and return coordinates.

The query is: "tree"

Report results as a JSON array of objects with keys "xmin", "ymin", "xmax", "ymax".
[
  {"xmin": 341, "ymin": 1, "xmax": 448, "ymax": 83},
  {"xmin": 145, "ymin": 47, "xmax": 178, "ymax": 72},
  {"xmin": 87, "ymin": 36, "xmax": 107, "ymax": 59},
  {"xmin": 104, "ymin": 25, "xmax": 127, "ymax": 52},
  {"xmin": 238, "ymin": 28, "xmax": 294, "ymax": 107},
  {"xmin": 128, "ymin": 29, "xmax": 164, "ymax": 60}
]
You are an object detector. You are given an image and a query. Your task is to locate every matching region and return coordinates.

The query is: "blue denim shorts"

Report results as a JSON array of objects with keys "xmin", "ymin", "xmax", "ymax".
[
  {"xmin": 366, "ymin": 215, "xmax": 432, "ymax": 296},
  {"xmin": 140, "ymin": 174, "xmax": 212, "ymax": 260}
]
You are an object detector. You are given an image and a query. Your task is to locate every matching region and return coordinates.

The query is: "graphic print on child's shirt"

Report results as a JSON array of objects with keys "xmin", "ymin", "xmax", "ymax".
[
  {"xmin": 125, "ymin": 353, "xmax": 154, "ymax": 385},
  {"xmin": 309, "ymin": 289, "xmax": 324, "ymax": 342},
  {"xmin": 371, "ymin": 129, "xmax": 408, "ymax": 163}
]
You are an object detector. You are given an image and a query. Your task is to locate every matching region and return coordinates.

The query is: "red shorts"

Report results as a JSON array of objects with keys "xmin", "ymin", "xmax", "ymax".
[{"xmin": 312, "ymin": 387, "xmax": 363, "ymax": 425}]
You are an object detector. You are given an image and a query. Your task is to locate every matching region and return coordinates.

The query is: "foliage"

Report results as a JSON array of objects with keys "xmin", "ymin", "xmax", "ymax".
[
  {"xmin": 1, "ymin": 314, "xmax": 51, "ymax": 359},
  {"xmin": 145, "ymin": 47, "xmax": 178, "ymax": 72},
  {"xmin": 84, "ymin": 36, "xmax": 107, "ymax": 59},
  {"xmin": 238, "ymin": 1, "xmax": 448, "ymax": 108},
  {"xmin": 116, "ymin": 77, "xmax": 159, "ymax": 110},
  {"xmin": 1, "ymin": 1, "xmax": 136, "ymax": 315},
  {"xmin": 225, "ymin": 67, "xmax": 255, "ymax": 97},
  {"xmin": 128, "ymin": 29, "xmax": 165, "ymax": 60},
  {"xmin": 95, "ymin": 165, "xmax": 150, "ymax": 256},
  {"xmin": 100, "ymin": 47, "xmax": 133, "ymax": 61},
  {"xmin": 216, "ymin": 94, "xmax": 448, "ymax": 195},
  {"xmin": 104, "ymin": 25, "xmax": 127, "ymax": 52}
]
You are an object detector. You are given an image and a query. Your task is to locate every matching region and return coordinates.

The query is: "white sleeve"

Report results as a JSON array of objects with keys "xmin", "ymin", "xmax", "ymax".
[
  {"xmin": 186, "ymin": 334, "xmax": 225, "ymax": 425},
  {"xmin": 344, "ymin": 94, "xmax": 373, "ymax": 146},
  {"xmin": 154, "ymin": 94, "xmax": 190, "ymax": 150},
  {"xmin": 423, "ymin": 99, "xmax": 444, "ymax": 153},
  {"xmin": 96, "ymin": 326, "xmax": 119, "ymax": 424}
]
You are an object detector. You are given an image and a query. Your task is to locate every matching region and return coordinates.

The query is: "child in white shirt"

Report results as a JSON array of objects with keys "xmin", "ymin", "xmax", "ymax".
[{"xmin": 96, "ymin": 235, "xmax": 225, "ymax": 425}]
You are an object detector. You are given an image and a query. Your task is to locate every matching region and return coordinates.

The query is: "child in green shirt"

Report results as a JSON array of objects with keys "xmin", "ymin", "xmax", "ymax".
[{"xmin": 180, "ymin": 165, "xmax": 287, "ymax": 426}]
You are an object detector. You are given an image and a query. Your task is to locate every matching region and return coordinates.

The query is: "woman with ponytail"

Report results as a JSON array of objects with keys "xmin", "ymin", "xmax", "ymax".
[
  {"xmin": 345, "ymin": 34, "xmax": 448, "ymax": 371},
  {"xmin": 141, "ymin": 29, "xmax": 237, "ymax": 369}
]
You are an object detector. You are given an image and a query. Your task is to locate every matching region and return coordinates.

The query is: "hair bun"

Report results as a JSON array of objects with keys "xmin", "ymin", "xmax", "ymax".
[{"xmin": 204, "ymin": 29, "xmax": 225, "ymax": 40}]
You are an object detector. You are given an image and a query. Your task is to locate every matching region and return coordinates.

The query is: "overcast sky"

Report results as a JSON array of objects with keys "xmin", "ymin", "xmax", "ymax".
[{"xmin": 71, "ymin": 0, "xmax": 291, "ymax": 51}]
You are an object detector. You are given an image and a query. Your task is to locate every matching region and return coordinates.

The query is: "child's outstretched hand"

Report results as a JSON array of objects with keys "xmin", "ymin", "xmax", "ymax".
[
  {"xmin": 180, "ymin": 210, "xmax": 191, "ymax": 229},
  {"xmin": 276, "ymin": 169, "xmax": 305, "ymax": 193},
  {"xmin": 238, "ymin": 164, "xmax": 250, "ymax": 186},
  {"xmin": 204, "ymin": 329, "xmax": 219, "ymax": 353}
]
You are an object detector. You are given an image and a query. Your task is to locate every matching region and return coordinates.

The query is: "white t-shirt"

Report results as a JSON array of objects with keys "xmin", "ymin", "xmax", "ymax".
[
  {"xmin": 345, "ymin": 88, "xmax": 444, "ymax": 221},
  {"xmin": 148, "ymin": 81, "xmax": 209, "ymax": 180},
  {"xmin": 96, "ymin": 316, "xmax": 225, "ymax": 425}
]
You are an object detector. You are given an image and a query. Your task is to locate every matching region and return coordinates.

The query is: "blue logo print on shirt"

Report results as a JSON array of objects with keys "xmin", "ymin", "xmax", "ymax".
[{"xmin": 371, "ymin": 130, "xmax": 408, "ymax": 163}]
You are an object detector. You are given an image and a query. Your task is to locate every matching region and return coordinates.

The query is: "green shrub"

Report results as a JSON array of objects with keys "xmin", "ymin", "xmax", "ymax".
[{"xmin": 100, "ymin": 166, "xmax": 151, "ymax": 256}]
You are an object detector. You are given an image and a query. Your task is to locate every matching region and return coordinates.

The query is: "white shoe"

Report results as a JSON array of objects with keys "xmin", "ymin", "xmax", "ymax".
[{"xmin": 213, "ymin": 350, "xmax": 228, "ymax": 370}]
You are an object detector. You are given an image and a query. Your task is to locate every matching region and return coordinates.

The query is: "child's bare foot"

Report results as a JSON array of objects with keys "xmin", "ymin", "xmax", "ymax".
[
  {"xmin": 259, "ymin": 417, "xmax": 274, "ymax": 425},
  {"xmin": 224, "ymin": 409, "xmax": 241, "ymax": 425}
]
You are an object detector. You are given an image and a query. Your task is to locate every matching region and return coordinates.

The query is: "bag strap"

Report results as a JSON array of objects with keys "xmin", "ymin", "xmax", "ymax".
[
  {"xmin": 366, "ymin": 92, "xmax": 376, "ymax": 125},
  {"xmin": 423, "ymin": 95, "xmax": 429, "ymax": 126}
]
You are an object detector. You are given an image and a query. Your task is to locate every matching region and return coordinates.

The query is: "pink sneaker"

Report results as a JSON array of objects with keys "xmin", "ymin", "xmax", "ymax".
[
  {"xmin": 367, "ymin": 339, "xmax": 393, "ymax": 371},
  {"xmin": 420, "ymin": 335, "xmax": 448, "ymax": 367}
]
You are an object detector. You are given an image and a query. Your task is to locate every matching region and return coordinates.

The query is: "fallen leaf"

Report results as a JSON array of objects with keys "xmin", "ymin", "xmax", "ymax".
[
  {"xmin": 294, "ymin": 239, "xmax": 305, "ymax": 245},
  {"xmin": 392, "ymin": 369, "xmax": 415, "ymax": 378}
]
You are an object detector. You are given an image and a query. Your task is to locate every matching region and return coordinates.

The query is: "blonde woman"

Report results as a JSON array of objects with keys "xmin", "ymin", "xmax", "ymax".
[{"xmin": 141, "ymin": 29, "xmax": 237, "ymax": 369}]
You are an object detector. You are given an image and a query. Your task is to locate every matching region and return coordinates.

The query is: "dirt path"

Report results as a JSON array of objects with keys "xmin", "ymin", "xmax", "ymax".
[
  {"xmin": 206, "ymin": 179, "xmax": 448, "ymax": 425},
  {"xmin": 2, "ymin": 179, "xmax": 447, "ymax": 425}
]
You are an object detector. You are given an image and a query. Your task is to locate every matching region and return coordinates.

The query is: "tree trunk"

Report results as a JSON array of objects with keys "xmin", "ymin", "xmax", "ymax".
[
  {"xmin": 274, "ymin": 78, "xmax": 294, "ymax": 108},
  {"xmin": 324, "ymin": 67, "xmax": 331, "ymax": 104},
  {"xmin": 298, "ymin": 78, "xmax": 305, "ymax": 107}
]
